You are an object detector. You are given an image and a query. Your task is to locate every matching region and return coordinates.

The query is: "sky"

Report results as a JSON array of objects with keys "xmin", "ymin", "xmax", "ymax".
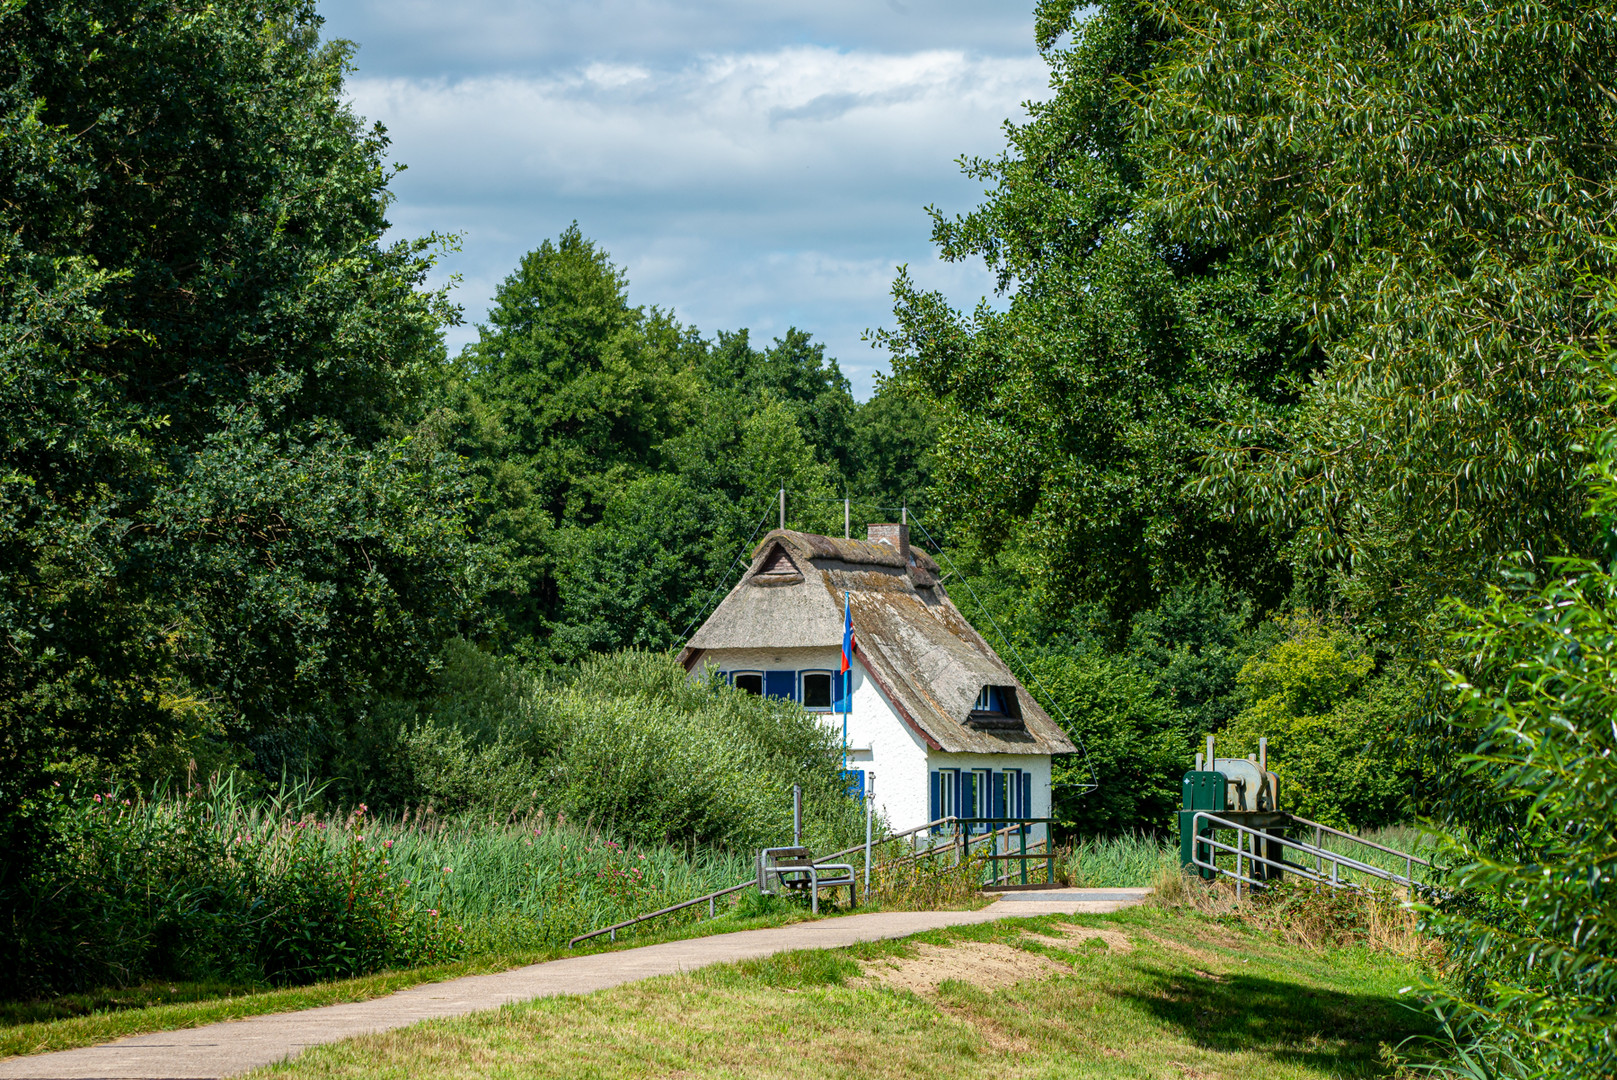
[{"xmin": 316, "ymin": 0, "xmax": 1050, "ymax": 398}]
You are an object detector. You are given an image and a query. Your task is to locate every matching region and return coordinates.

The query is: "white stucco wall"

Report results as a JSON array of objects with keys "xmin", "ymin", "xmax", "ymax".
[{"xmin": 693, "ymin": 647, "xmax": 1053, "ymax": 837}]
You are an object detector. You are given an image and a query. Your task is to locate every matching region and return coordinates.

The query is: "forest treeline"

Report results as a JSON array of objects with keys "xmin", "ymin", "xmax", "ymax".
[{"xmin": 3, "ymin": 0, "xmax": 1614, "ymax": 1068}]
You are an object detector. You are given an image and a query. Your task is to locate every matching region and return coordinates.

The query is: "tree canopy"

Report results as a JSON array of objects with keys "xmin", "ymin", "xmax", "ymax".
[{"xmin": 0, "ymin": 0, "xmax": 481, "ymax": 834}]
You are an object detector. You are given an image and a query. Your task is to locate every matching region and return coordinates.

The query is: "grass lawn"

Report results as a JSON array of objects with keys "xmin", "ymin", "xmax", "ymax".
[{"xmin": 249, "ymin": 904, "xmax": 1436, "ymax": 1080}]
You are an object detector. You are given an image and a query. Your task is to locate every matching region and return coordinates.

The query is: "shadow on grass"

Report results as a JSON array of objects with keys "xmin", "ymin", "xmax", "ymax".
[{"xmin": 1118, "ymin": 964, "xmax": 1435, "ymax": 1071}]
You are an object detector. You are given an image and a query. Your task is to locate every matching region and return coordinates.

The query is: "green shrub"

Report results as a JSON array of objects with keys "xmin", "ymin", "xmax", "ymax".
[
  {"xmin": 1219, "ymin": 614, "xmax": 1421, "ymax": 829},
  {"xmin": 384, "ymin": 646, "xmax": 865, "ymax": 854},
  {"xmin": 0, "ymin": 784, "xmax": 446, "ymax": 997},
  {"xmin": 1419, "ymin": 482, "xmax": 1617, "ymax": 1074}
]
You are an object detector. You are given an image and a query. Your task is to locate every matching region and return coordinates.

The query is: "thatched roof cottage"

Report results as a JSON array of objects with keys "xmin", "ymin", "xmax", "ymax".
[{"xmin": 679, "ymin": 523, "xmax": 1074, "ymax": 833}]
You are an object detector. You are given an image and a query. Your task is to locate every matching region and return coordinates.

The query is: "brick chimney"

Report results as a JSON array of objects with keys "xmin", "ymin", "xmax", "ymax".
[{"xmin": 867, "ymin": 523, "xmax": 910, "ymax": 563}]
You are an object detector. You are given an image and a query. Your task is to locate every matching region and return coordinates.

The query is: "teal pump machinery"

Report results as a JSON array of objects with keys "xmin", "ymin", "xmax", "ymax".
[{"xmin": 1178, "ymin": 735, "xmax": 1285, "ymax": 881}]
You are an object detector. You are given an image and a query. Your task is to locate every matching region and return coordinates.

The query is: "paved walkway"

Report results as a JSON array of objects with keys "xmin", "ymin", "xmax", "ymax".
[{"xmin": 0, "ymin": 889, "xmax": 1149, "ymax": 1080}]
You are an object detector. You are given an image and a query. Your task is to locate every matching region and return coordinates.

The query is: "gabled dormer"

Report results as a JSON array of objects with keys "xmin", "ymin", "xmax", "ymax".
[{"xmin": 751, "ymin": 542, "xmax": 802, "ymax": 585}]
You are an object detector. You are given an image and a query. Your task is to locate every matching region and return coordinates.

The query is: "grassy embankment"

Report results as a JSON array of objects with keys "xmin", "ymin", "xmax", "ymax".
[
  {"xmin": 0, "ymin": 800, "xmax": 984, "ymax": 1058},
  {"xmin": 5, "ymin": 827, "xmax": 1438, "ymax": 1070},
  {"xmin": 248, "ymin": 901, "xmax": 1438, "ymax": 1080}
]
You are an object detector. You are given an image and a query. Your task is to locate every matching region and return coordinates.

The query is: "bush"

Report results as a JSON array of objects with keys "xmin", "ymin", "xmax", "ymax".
[
  {"xmin": 0, "ymin": 783, "xmax": 448, "ymax": 998},
  {"xmin": 1418, "ymin": 467, "xmax": 1617, "ymax": 1075},
  {"xmin": 373, "ymin": 646, "xmax": 865, "ymax": 854},
  {"xmin": 1219, "ymin": 614, "xmax": 1421, "ymax": 829}
]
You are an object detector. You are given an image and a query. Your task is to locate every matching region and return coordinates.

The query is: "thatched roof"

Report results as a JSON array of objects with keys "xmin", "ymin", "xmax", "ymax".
[{"xmin": 681, "ymin": 528, "xmax": 1075, "ymax": 756}]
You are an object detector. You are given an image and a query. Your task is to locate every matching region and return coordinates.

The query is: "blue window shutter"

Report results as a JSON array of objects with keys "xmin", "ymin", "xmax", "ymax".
[
  {"xmin": 832, "ymin": 667, "xmax": 848, "ymax": 709},
  {"xmin": 962, "ymin": 771, "xmax": 976, "ymax": 820},
  {"xmin": 764, "ymin": 670, "xmax": 796, "ymax": 701},
  {"xmin": 1022, "ymin": 772, "xmax": 1032, "ymax": 817},
  {"xmin": 929, "ymin": 771, "xmax": 941, "ymax": 821},
  {"xmin": 842, "ymin": 769, "xmax": 864, "ymax": 800},
  {"xmin": 992, "ymin": 771, "xmax": 1006, "ymax": 818}
]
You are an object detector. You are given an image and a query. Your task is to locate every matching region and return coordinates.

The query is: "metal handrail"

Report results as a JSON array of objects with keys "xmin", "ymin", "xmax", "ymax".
[
  {"xmin": 567, "ymin": 816, "xmax": 1054, "ymax": 947},
  {"xmin": 567, "ymin": 879, "xmax": 756, "ymax": 947},
  {"xmin": 1188, "ymin": 810, "xmax": 1430, "ymax": 900}
]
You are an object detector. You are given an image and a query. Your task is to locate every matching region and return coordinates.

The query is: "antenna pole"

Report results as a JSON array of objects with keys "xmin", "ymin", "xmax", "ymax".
[{"xmin": 779, "ymin": 485, "xmax": 786, "ymax": 530}]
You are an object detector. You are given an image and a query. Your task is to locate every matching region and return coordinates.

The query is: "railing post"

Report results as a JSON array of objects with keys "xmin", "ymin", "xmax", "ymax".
[
  {"xmin": 864, "ymin": 774, "xmax": 874, "ymax": 901},
  {"xmin": 1044, "ymin": 822, "xmax": 1053, "ymax": 885},
  {"xmin": 1236, "ymin": 828, "xmax": 1244, "ymax": 902},
  {"xmin": 1020, "ymin": 822, "xmax": 1028, "ymax": 885}
]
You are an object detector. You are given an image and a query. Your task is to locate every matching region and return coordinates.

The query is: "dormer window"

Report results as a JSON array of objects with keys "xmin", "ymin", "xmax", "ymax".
[
  {"xmin": 759, "ymin": 545, "xmax": 797, "ymax": 575},
  {"xmin": 969, "ymin": 685, "xmax": 1021, "ymax": 724}
]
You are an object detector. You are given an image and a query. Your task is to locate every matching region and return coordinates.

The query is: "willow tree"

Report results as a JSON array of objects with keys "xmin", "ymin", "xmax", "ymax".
[
  {"xmin": 1135, "ymin": 0, "xmax": 1617, "ymax": 635},
  {"xmin": 880, "ymin": 0, "xmax": 1305, "ymax": 625}
]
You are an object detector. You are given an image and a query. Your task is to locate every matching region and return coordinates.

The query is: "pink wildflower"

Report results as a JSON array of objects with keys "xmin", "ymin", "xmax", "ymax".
[{"xmin": 383, "ymin": 839, "xmax": 393, "ymax": 849}]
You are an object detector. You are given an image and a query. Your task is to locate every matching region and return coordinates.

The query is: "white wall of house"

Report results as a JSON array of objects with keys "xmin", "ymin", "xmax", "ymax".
[{"xmin": 694, "ymin": 647, "xmax": 1053, "ymax": 837}]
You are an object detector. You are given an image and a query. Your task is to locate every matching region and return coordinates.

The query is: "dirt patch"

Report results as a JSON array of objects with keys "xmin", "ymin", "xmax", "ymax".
[
  {"xmin": 1050, "ymin": 923, "xmax": 1134, "ymax": 953},
  {"xmin": 854, "ymin": 941, "xmax": 1065, "ymax": 994},
  {"xmin": 854, "ymin": 924, "xmax": 1132, "ymax": 995},
  {"xmin": 1137, "ymin": 930, "xmax": 1235, "ymax": 969}
]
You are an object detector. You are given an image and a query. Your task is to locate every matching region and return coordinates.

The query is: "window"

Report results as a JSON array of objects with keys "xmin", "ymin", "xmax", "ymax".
[
  {"xmin": 757, "ymin": 544, "xmax": 798, "ymax": 576},
  {"xmin": 801, "ymin": 671, "xmax": 833, "ymax": 710},
  {"xmin": 973, "ymin": 686, "xmax": 995, "ymax": 712},
  {"xmin": 732, "ymin": 671, "xmax": 763, "ymax": 695},
  {"xmin": 929, "ymin": 768, "xmax": 960, "ymax": 823},
  {"xmin": 1004, "ymin": 769, "xmax": 1033, "ymax": 818}
]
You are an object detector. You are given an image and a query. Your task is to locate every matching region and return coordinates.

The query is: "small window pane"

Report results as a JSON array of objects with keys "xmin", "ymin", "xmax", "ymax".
[
  {"xmin": 733, "ymin": 673, "xmax": 763, "ymax": 695},
  {"xmin": 802, "ymin": 672, "xmax": 832, "ymax": 709}
]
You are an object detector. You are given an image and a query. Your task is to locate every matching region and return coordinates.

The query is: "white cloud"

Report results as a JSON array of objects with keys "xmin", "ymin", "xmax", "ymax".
[{"xmin": 351, "ymin": 45, "xmax": 1045, "ymax": 395}]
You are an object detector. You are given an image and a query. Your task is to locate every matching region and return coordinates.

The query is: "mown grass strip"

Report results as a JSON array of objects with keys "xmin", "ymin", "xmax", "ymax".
[{"xmin": 245, "ymin": 906, "xmax": 1436, "ymax": 1080}]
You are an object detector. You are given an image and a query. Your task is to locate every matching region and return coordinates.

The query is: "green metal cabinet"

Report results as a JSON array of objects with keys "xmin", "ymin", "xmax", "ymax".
[{"xmin": 1178, "ymin": 770, "xmax": 1224, "ymax": 879}]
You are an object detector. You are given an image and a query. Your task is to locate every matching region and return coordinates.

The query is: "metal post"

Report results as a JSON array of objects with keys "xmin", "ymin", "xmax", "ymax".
[
  {"xmin": 1236, "ymin": 829, "xmax": 1244, "ymax": 902},
  {"xmin": 864, "ymin": 773, "xmax": 874, "ymax": 899},
  {"xmin": 1207, "ymin": 734, "xmax": 1216, "ymax": 766},
  {"xmin": 1020, "ymin": 822, "xmax": 1028, "ymax": 885},
  {"xmin": 793, "ymin": 784, "xmax": 802, "ymax": 846},
  {"xmin": 779, "ymin": 486, "xmax": 786, "ymax": 530},
  {"xmin": 709, "ymin": 896, "xmax": 715, "ymax": 918}
]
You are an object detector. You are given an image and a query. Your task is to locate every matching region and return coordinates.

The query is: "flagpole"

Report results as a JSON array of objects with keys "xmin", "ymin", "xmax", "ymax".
[{"xmin": 842, "ymin": 590, "xmax": 850, "ymax": 773}]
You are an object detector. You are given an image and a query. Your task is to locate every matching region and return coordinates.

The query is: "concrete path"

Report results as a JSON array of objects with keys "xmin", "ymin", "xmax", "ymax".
[{"xmin": 0, "ymin": 889, "xmax": 1149, "ymax": 1080}]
